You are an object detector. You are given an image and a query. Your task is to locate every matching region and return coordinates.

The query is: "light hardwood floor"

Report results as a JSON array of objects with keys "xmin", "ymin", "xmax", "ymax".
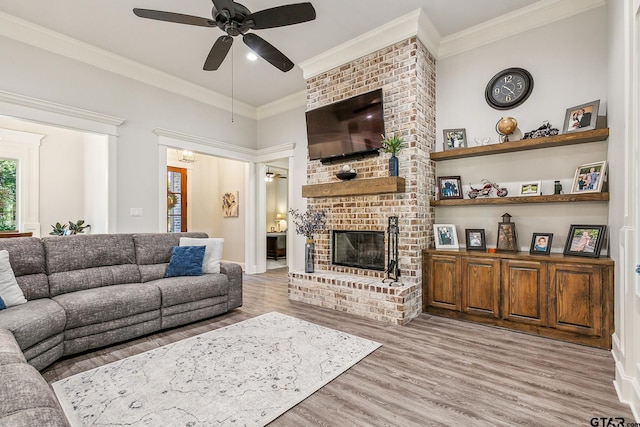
[{"xmin": 42, "ymin": 269, "xmax": 635, "ymax": 426}]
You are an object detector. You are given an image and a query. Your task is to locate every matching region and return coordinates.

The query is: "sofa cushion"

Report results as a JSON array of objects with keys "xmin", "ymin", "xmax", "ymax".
[
  {"xmin": 134, "ymin": 232, "xmax": 208, "ymax": 282},
  {"xmin": 0, "ymin": 299, "xmax": 66, "ymax": 352},
  {"xmin": 0, "ymin": 238, "xmax": 48, "ymax": 300},
  {"xmin": 0, "ymin": 328, "xmax": 26, "ymax": 366},
  {"xmin": 48, "ymin": 265, "xmax": 141, "ymax": 297},
  {"xmin": 0, "ymin": 250, "xmax": 27, "ymax": 309},
  {"xmin": 53, "ymin": 282, "xmax": 161, "ymax": 329},
  {"xmin": 180, "ymin": 237, "xmax": 224, "ymax": 274},
  {"xmin": 165, "ymin": 245, "xmax": 206, "ymax": 277},
  {"xmin": 151, "ymin": 274, "xmax": 229, "ymax": 308}
]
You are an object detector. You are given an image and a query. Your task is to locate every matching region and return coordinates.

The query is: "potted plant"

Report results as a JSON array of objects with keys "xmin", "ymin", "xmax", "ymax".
[
  {"xmin": 288, "ymin": 208, "xmax": 327, "ymax": 273},
  {"xmin": 380, "ymin": 133, "xmax": 404, "ymax": 176},
  {"xmin": 50, "ymin": 220, "xmax": 91, "ymax": 236}
]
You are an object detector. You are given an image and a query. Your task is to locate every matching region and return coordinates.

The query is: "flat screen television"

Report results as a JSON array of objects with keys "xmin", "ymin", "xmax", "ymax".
[{"xmin": 305, "ymin": 89, "xmax": 384, "ymax": 163}]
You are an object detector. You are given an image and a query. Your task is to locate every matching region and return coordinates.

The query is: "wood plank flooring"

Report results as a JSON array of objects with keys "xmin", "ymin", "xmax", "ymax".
[{"xmin": 42, "ymin": 269, "xmax": 634, "ymax": 426}]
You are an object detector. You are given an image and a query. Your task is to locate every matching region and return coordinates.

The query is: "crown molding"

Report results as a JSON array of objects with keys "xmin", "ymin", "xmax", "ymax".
[
  {"xmin": 437, "ymin": 0, "xmax": 606, "ymax": 58},
  {"xmin": 256, "ymin": 90, "xmax": 306, "ymax": 120},
  {"xmin": 299, "ymin": 9, "xmax": 438, "ymax": 79},
  {"xmin": 0, "ymin": 11, "xmax": 257, "ymax": 120}
]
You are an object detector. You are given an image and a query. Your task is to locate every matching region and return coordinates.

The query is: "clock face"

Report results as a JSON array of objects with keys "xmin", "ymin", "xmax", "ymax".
[{"xmin": 485, "ymin": 68, "xmax": 533, "ymax": 110}]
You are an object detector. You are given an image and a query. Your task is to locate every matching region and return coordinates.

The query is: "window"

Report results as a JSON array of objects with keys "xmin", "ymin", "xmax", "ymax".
[
  {"xmin": 167, "ymin": 166, "xmax": 187, "ymax": 232},
  {"xmin": 0, "ymin": 159, "xmax": 17, "ymax": 231}
]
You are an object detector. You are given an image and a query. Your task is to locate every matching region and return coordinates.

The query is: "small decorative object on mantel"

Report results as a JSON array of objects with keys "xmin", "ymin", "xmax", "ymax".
[
  {"xmin": 443, "ymin": 128, "xmax": 467, "ymax": 150},
  {"xmin": 289, "ymin": 208, "xmax": 327, "ymax": 273},
  {"xmin": 496, "ymin": 117, "xmax": 518, "ymax": 142},
  {"xmin": 570, "ymin": 161, "xmax": 607, "ymax": 194},
  {"xmin": 497, "ymin": 213, "xmax": 518, "ymax": 252},
  {"xmin": 523, "ymin": 120, "xmax": 559, "ymax": 139},
  {"xmin": 336, "ymin": 164, "xmax": 357, "ymax": 181},
  {"xmin": 467, "ymin": 179, "xmax": 508, "ymax": 199},
  {"xmin": 380, "ymin": 133, "xmax": 403, "ymax": 177},
  {"xmin": 562, "ymin": 100, "xmax": 600, "ymax": 134}
]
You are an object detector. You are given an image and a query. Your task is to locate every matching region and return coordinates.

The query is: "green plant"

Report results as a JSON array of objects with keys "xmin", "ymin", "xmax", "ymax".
[
  {"xmin": 380, "ymin": 133, "xmax": 404, "ymax": 154},
  {"xmin": 50, "ymin": 220, "xmax": 91, "ymax": 236}
]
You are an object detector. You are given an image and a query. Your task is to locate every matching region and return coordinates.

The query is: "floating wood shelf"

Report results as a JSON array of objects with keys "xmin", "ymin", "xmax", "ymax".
[
  {"xmin": 430, "ymin": 128, "xmax": 609, "ymax": 161},
  {"xmin": 430, "ymin": 192, "xmax": 609, "ymax": 206},
  {"xmin": 302, "ymin": 176, "xmax": 405, "ymax": 198}
]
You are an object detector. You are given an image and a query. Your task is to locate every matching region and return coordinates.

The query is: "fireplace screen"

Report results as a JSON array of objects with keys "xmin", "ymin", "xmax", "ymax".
[{"xmin": 332, "ymin": 231, "xmax": 385, "ymax": 271}]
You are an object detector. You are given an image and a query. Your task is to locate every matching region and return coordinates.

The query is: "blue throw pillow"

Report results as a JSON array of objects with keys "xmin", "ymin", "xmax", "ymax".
[
  {"xmin": 165, "ymin": 245, "xmax": 206, "ymax": 278},
  {"xmin": 0, "ymin": 296, "xmax": 5, "ymax": 310}
]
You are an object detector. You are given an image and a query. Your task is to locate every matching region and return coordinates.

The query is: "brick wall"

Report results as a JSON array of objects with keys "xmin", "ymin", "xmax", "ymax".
[{"xmin": 305, "ymin": 37, "xmax": 437, "ymax": 288}]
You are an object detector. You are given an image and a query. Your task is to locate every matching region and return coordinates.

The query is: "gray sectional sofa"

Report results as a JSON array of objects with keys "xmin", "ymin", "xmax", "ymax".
[{"xmin": 0, "ymin": 232, "xmax": 243, "ymax": 426}]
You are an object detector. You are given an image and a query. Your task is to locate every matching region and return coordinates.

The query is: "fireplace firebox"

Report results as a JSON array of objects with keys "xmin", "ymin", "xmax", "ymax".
[{"xmin": 332, "ymin": 230, "xmax": 385, "ymax": 271}]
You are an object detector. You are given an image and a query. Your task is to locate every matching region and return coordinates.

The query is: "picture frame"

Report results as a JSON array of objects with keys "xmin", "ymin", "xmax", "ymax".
[
  {"xmin": 443, "ymin": 128, "xmax": 467, "ymax": 151},
  {"xmin": 563, "ymin": 225, "xmax": 606, "ymax": 258},
  {"xmin": 519, "ymin": 181, "xmax": 542, "ymax": 196},
  {"xmin": 222, "ymin": 191, "xmax": 239, "ymax": 217},
  {"xmin": 529, "ymin": 232, "xmax": 553, "ymax": 255},
  {"xmin": 437, "ymin": 176, "xmax": 463, "ymax": 200},
  {"xmin": 465, "ymin": 229, "xmax": 486, "ymax": 251},
  {"xmin": 433, "ymin": 224, "xmax": 459, "ymax": 250},
  {"xmin": 496, "ymin": 222, "xmax": 518, "ymax": 252},
  {"xmin": 562, "ymin": 100, "xmax": 600, "ymax": 133},
  {"xmin": 570, "ymin": 161, "xmax": 607, "ymax": 194}
]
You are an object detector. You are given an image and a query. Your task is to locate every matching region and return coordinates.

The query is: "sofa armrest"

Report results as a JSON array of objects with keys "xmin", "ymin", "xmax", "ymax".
[
  {"xmin": 0, "ymin": 329, "xmax": 26, "ymax": 366},
  {"xmin": 220, "ymin": 262, "xmax": 242, "ymax": 309}
]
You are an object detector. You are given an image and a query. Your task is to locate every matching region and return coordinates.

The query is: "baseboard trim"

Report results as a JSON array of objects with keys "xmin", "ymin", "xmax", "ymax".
[{"xmin": 612, "ymin": 345, "xmax": 640, "ymax": 421}]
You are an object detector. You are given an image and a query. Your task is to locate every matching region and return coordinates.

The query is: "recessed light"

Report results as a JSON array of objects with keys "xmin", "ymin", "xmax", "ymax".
[{"xmin": 247, "ymin": 52, "xmax": 258, "ymax": 61}]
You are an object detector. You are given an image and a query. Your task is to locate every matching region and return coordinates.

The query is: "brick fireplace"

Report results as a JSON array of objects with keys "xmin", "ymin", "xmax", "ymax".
[{"xmin": 288, "ymin": 37, "xmax": 437, "ymax": 325}]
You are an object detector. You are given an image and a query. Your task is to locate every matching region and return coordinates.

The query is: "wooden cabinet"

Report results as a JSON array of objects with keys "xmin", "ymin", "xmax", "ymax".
[{"xmin": 422, "ymin": 249, "xmax": 614, "ymax": 349}]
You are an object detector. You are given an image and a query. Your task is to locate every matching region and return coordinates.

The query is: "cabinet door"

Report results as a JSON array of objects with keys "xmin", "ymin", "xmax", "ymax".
[
  {"xmin": 426, "ymin": 254, "xmax": 460, "ymax": 311},
  {"xmin": 549, "ymin": 263, "xmax": 602, "ymax": 336},
  {"xmin": 461, "ymin": 257, "xmax": 500, "ymax": 318},
  {"xmin": 501, "ymin": 260, "xmax": 548, "ymax": 326}
]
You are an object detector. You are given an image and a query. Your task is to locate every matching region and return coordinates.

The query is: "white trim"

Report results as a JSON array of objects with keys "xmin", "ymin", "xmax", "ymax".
[
  {"xmin": 0, "ymin": 90, "xmax": 124, "ymax": 136},
  {"xmin": 256, "ymin": 90, "xmax": 307, "ymax": 120},
  {"xmin": 0, "ymin": 11, "xmax": 257, "ymax": 120},
  {"xmin": 438, "ymin": 0, "xmax": 605, "ymax": 58}
]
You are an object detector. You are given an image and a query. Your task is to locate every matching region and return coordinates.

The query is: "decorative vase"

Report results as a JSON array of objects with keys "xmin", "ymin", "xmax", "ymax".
[
  {"xmin": 305, "ymin": 239, "xmax": 315, "ymax": 273},
  {"xmin": 389, "ymin": 154, "xmax": 399, "ymax": 177}
]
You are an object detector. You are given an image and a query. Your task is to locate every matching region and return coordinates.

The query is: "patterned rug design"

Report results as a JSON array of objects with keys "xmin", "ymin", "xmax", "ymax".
[{"xmin": 52, "ymin": 312, "xmax": 381, "ymax": 426}]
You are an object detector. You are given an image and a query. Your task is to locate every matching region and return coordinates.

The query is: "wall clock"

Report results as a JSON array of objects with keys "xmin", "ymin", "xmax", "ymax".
[{"xmin": 485, "ymin": 67, "xmax": 534, "ymax": 110}]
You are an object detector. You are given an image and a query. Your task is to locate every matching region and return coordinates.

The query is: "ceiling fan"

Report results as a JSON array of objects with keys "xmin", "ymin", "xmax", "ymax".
[{"xmin": 133, "ymin": 1, "xmax": 316, "ymax": 72}]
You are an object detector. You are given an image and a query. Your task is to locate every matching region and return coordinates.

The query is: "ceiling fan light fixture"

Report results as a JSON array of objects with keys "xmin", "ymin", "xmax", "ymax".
[
  {"xmin": 265, "ymin": 167, "xmax": 275, "ymax": 182},
  {"xmin": 246, "ymin": 52, "xmax": 258, "ymax": 61}
]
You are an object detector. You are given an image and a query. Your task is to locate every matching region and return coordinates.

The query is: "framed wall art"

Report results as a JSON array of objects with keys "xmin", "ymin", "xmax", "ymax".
[
  {"xmin": 465, "ymin": 229, "xmax": 486, "ymax": 251},
  {"xmin": 562, "ymin": 100, "xmax": 600, "ymax": 133},
  {"xmin": 570, "ymin": 161, "xmax": 607, "ymax": 194},
  {"xmin": 437, "ymin": 176, "xmax": 463, "ymax": 200},
  {"xmin": 222, "ymin": 191, "xmax": 239, "ymax": 217},
  {"xmin": 443, "ymin": 128, "xmax": 467, "ymax": 151},
  {"xmin": 563, "ymin": 225, "xmax": 606, "ymax": 258},
  {"xmin": 529, "ymin": 232, "xmax": 553, "ymax": 255},
  {"xmin": 433, "ymin": 224, "xmax": 459, "ymax": 250}
]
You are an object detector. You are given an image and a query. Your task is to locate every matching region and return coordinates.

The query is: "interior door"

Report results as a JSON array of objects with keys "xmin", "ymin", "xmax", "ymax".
[{"xmin": 167, "ymin": 166, "xmax": 187, "ymax": 232}]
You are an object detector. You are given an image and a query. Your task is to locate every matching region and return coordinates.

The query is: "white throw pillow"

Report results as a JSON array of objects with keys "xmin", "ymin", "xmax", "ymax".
[
  {"xmin": 0, "ymin": 250, "xmax": 27, "ymax": 309},
  {"xmin": 179, "ymin": 237, "xmax": 224, "ymax": 274}
]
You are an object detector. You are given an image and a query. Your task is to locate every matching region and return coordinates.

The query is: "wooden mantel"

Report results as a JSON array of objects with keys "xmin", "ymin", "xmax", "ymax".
[{"xmin": 302, "ymin": 176, "xmax": 406, "ymax": 198}]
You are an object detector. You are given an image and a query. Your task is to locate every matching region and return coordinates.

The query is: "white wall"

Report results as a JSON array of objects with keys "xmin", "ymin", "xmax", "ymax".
[
  {"xmin": 435, "ymin": 7, "xmax": 608, "ymax": 252},
  {"xmin": 0, "ymin": 36, "xmax": 256, "ymax": 233}
]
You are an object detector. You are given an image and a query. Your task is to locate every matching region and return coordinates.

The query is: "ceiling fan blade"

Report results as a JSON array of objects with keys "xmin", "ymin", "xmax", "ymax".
[
  {"xmin": 211, "ymin": 0, "xmax": 236, "ymax": 19},
  {"xmin": 243, "ymin": 33, "xmax": 294, "ymax": 72},
  {"xmin": 247, "ymin": 3, "xmax": 316, "ymax": 30},
  {"xmin": 133, "ymin": 9, "xmax": 215, "ymax": 27},
  {"xmin": 204, "ymin": 36, "xmax": 233, "ymax": 71}
]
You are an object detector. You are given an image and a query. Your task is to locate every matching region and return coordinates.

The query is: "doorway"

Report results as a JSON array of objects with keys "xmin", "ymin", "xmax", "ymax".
[{"xmin": 265, "ymin": 163, "xmax": 288, "ymax": 270}]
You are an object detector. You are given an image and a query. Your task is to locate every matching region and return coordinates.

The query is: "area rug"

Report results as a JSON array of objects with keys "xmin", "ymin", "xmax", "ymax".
[{"xmin": 52, "ymin": 312, "xmax": 381, "ymax": 426}]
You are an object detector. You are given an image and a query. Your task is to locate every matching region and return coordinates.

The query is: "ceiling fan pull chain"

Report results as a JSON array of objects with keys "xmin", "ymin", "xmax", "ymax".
[{"xmin": 231, "ymin": 45, "xmax": 234, "ymax": 123}]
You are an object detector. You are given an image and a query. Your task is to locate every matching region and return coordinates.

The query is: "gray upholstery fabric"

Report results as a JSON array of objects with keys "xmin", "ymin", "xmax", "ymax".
[
  {"xmin": 151, "ymin": 274, "xmax": 229, "ymax": 307},
  {"xmin": 48, "ymin": 264, "xmax": 141, "ymax": 297},
  {"xmin": 64, "ymin": 310, "xmax": 159, "ymax": 341},
  {"xmin": 63, "ymin": 318, "xmax": 161, "ymax": 356},
  {"xmin": 0, "ymin": 299, "xmax": 66, "ymax": 351},
  {"xmin": 221, "ymin": 262, "xmax": 243, "ymax": 309},
  {"xmin": 0, "ymin": 237, "xmax": 49, "ymax": 300},
  {"xmin": 43, "ymin": 234, "xmax": 136, "ymax": 274},
  {"xmin": 53, "ymin": 282, "xmax": 160, "ymax": 329},
  {"xmin": 23, "ymin": 337, "xmax": 64, "ymax": 371},
  {"xmin": 138, "ymin": 263, "xmax": 168, "ymax": 283},
  {"xmin": 134, "ymin": 232, "xmax": 208, "ymax": 268},
  {"xmin": 161, "ymin": 300, "xmax": 229, "ymax": 329},
  {"xmin": 0, "ymin": 363, "xmax": 69, "ymax": 426},
  {"xmin": 0, "ymin": 328, "xmax": 26, "ymax": 365}
]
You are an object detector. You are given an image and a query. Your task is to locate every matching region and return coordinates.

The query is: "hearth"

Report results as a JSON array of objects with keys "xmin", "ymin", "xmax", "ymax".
[{"xmin": 332, "ymin": 230, "xmax": 385, "ymax": 271}]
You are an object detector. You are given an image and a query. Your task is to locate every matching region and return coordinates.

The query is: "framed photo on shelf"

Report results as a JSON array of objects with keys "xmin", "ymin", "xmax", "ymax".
[
  {"xmin": 519, "ymin": 181, "xmax": 542, "ymax": 196},
  {"xmin": 563, "ymin": 225, "xmax": 606, "ymax": 258},
  {"xmin": 465, "ymin": 229, "xmax": 486, "ymax": 251},
  {"xmin": 529, "ymin": 232, "xmax": 553, "ymax": 255},
  {"xmin": 434, "ymin": 224, "xmax": 459, "ymax": 250},
  {"xmin": 443, "ymin": 128, "xmax": 467, "ymax": 151},
  {"xmin": 496, "ymin": 222, "xmax": 518, "ymax": 252},
  {"xmin": 437, "ymin": 176, "xmax": 463, "ymax": 200},
  {"xmin": 570, "ymin": 161, "xmax": 607, "ymax": 194},
  {"xmin": 562, "ymin": 100, "xmax": 600, "ymax": 133}
]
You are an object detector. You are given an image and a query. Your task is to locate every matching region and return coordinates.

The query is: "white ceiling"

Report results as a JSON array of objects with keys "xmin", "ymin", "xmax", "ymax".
[{"xmin": 0, "ymin": 0, "xmax": 542, "ymax": 107}]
